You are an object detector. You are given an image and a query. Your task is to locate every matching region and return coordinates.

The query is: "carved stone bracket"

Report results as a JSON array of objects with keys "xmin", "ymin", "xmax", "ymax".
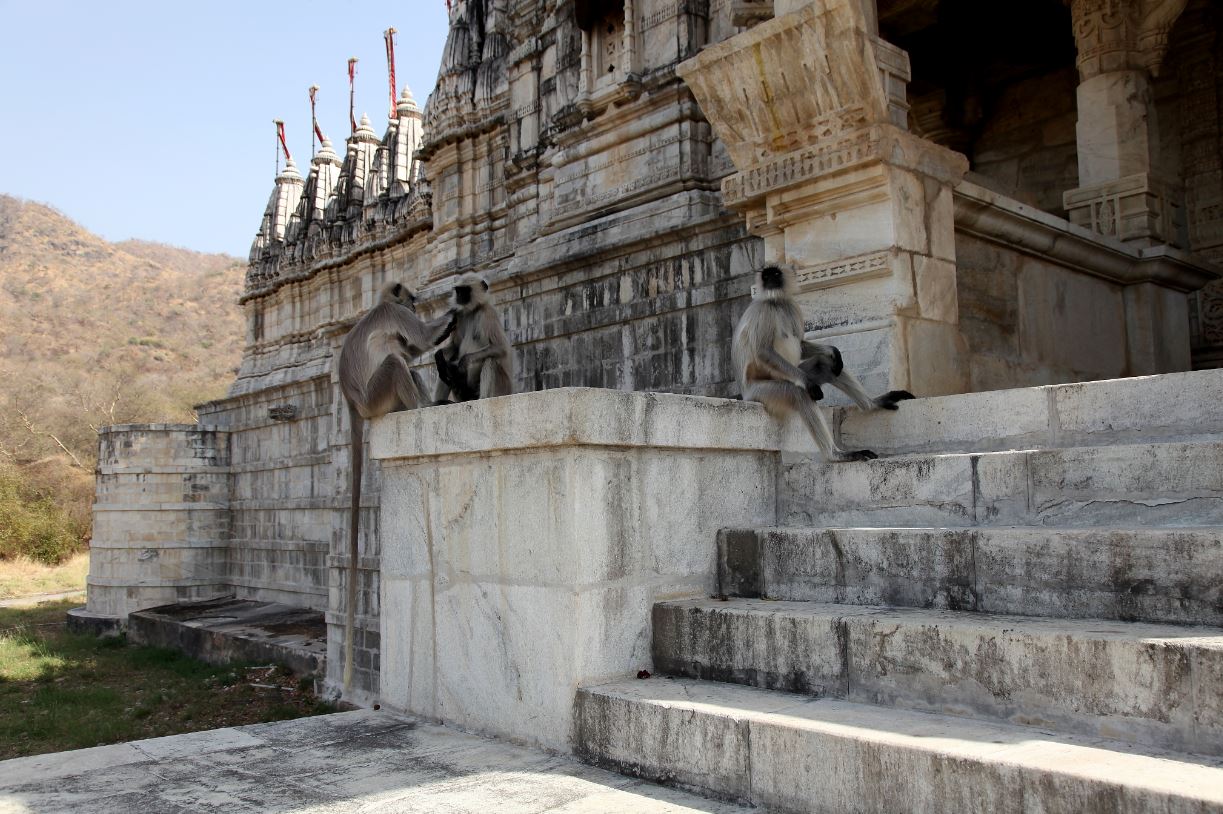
[{"xmin": 678, "ymin": 2, "xmax": 893, "ymax": 169}]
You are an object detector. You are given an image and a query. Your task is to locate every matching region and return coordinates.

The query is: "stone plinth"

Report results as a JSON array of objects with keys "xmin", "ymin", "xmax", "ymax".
[
  {"xmin": 370, "ymin": 388, "xmax": 780, "ymax": 751},
  {"xmin": 678, "ymin": 1, "xmax": 970, "ymax": 398},
  {"xmin": 80, "ymin": 425, "xmax": 232, "ymax": 624}
]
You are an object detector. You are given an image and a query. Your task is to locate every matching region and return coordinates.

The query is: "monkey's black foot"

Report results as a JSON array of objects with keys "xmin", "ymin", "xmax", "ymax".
[
  {"xmin": 842, "ymin": 449, "xmax": 878, "ymax": 462},
  {"xmin": 876, "ymin": 390, "xmax": 916, "ymax": 410}
]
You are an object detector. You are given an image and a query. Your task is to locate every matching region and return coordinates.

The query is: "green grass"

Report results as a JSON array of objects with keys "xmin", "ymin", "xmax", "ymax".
[{"xmin": 0, "ymin": 599, "xmax": 335, "ymax": 759}]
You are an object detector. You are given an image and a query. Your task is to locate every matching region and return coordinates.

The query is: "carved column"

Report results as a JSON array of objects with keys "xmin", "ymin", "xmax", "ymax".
[
  {"xmin": 1063, "ymin": 0, "xmax": 1189, "ymax": 246},
  {"xmin": 678, "ymin": 0, "xmax": 969, "ymax": 397}
]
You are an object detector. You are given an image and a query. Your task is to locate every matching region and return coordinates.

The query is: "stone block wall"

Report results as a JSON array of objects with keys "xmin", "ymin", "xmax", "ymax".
[
  {"xmin": 87, "ymin": 426, "xmax": 232, "ymax": 620},
  {"xmin": 952, "ymin": 180, "xmax": 1208, "ymax": 391},
  {"xmin": 1159, "ymin": 0, "xmax": 1223, "ymax": 367},
  {"xmin": 971, "ymin": 68, "xmax": 1081, "ymax": 218},
  {"xmin": 956, "ymin": 233, "xmax": 1128, "ymax": 389},
  {"xmin": 198, "ymin": 375, "xmax": 383, "ymax": 700},
  {"xmin": 372, "ymin": 388, "xmax": 780, "ymax": 750}
]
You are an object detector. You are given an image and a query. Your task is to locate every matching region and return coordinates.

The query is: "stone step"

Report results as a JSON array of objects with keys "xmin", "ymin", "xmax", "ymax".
[
  {"xmin": 781, "ymin": 440, "xmax": 1223, "ymax": 528},
  {"xmin": 575, "ymin": 678, "xmax": 1223, "ymax": 814},
  {"xmin": 651, "ymin": 598, "xmax": 1223, "ymax": 755},
  {"xmin": 823, "ymin": 368, "xmax": 1223, "ymax": 457},
  {"xmin": 717, "ymin": 526, "xmax": 1223, "ymax": 626}
]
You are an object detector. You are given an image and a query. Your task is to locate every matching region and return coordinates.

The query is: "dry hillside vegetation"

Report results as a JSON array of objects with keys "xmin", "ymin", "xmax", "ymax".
[{"xmin": 0, "ymin": 194, "xmax": 244, "ymax": 563}]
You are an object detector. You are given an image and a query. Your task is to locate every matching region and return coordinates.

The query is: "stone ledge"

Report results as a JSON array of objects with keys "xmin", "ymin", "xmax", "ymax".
[
  {"xmin": 370, "ymin": 387, "xmax": 784, "ymax": 461},
  {"xmin": 954, "ymin": 180, "xmax": 1220, "ymax": 292},
  {"xmin": 98, "ymin": 424, "xmax": 228, "ymax": 434}
]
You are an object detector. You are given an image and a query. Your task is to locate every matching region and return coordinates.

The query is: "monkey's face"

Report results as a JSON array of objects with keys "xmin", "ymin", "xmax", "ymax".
[
  {"xmin": 760, "ymin": 266, "xmax": 784, "ymax": 290},
  {"xmin": 454, "ymin": 285, "xmax": 472, "ymax": 307},
  {"xmin": 384, "ymin": 282, "xmax": 417, "ymax": 309}
]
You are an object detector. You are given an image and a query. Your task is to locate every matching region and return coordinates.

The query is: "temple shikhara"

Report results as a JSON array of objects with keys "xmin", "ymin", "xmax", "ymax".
[{"xmin": 71, "ymin": 0, "xmax": 1223, "ymax": 808}]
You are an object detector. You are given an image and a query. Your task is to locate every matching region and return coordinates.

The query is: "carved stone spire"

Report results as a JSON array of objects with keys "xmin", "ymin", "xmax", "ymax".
[
  {"xmin": 389, "ymin": 86, "xmax": 424, "ymax": 196},
  {"xmin": 249, "ymin": 157, "xmax": 304, "ymax": 261},
  {"xmin": 288, "ymin": 139, "xmax": 342, "ymax": 244},
  {"xmin": 330, "ymin": 113, "xmax": 382, "ymax": 223}
]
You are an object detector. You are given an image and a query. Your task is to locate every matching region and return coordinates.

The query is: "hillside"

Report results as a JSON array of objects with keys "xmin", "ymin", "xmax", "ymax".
[{"xmin": 0, "ymin": 194, "xmax": 246, "ymax": 557}]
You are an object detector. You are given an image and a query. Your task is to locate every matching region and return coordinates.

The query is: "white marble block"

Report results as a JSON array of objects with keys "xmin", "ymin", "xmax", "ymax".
[{"xmin": 370, "ymin": 388, "xmax": 781, "ymax": 751}]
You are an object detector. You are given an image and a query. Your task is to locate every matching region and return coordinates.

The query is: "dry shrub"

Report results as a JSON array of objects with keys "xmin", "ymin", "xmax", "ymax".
[{"xmin": 0, "ymin": 462, "xmax": 87, "ymax": 564}]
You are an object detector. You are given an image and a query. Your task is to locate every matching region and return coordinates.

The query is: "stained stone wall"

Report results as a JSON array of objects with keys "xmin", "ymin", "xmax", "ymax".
[
  {"xmin": 1160, "ymin": 0, "xmax": 1223, "ymax": 367},
  {"xmin": 969, "ymin": 68, "xmax": 1081, "ymax": 218}
]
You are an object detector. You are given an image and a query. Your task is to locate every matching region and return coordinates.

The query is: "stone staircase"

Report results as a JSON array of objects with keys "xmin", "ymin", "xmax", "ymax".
[{"xmin": 575, "ymin": 370, "xmax": 1223, "ymax": 812}]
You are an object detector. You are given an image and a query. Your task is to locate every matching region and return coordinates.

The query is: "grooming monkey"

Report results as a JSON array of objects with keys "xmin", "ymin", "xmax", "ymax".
[
  {"xmin": 336, "ymin": 281, "xmax": 454, "ymax": 694},
  {"xmin": 433, "ymin": 272, "xmax": 514, "ymax": 402},
  {"xmin": 733, "ymin": 264, "xmax": 914, "ymax": 462}
]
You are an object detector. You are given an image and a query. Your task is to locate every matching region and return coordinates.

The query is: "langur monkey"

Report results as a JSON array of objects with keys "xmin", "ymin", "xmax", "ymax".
[
  {"xmin": 433, "ymin": 272, "xmax": 514, "ymax": 402},
  {"xmin": 733, "ymin": 264, "xmax": 914, "ymax": 462},
  {"xmin": 336, "ymin": 281, "xmax": 453, "ymax": 694}
]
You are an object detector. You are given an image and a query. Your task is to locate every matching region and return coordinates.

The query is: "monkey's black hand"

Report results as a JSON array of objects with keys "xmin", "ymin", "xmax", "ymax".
[
  {"xmin": 803, "ymin": 373, "xmax": 824, "ymax": 402},
  {"xmin": 438, "ymin": 310, "xmax": 459, "ymax": 343},
  {"xmin": 435, "ymin": 348, "xmax": 458, "ymax": 387},
  {"xmin": 843, "ymin": 449, "xmax": 878, "ymax": 462},
  {"xmin": 875, "ymin": 390, "xmax": 916, "ymax": 411}
]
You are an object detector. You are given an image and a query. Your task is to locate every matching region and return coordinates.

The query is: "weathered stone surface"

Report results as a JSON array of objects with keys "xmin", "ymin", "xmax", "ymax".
[
  {"xmin": 834, "ymin": 367, "xmax": 1223, "ymax": 455},
  {"xmin": 781, "ymin": 440, "xmax": 1223, "ymax": 528},
  {"xmin": 577, "ymin": 678, "xmax": 1223, "ymax": 813},
  {"xmin": 0, "ymin": 709, "xmax": 741, "ymax": 813},
  {"xmin": 86, "ymin": 426, "xmax": 233, "ymax": 623},
  {"xmin": 719, "ymin": 526, "xmax": 1223, "ymax": 626},
  {"xmin": 373, "ymin": 388, "xmax": 777, "ymax": 751},
  {"xmin": 127, "ymin": 598, "xmax": 326, "ymax": 678},
  {"xmin": 653, "ymin": 598, "xmax": 1223, "ymax": 754}
]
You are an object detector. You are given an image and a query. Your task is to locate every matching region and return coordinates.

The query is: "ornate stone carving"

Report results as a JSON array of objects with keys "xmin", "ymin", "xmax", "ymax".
[
  {"xmin": 730, "ymin": 0, "xmax": 773, "ymax": 28},
  {"xmin": 1063, "ymin": 173, "xmax": 1186, "ymax": 247},
  {"xmin": 1068, "ymin": 0, "xmax": 1189, "ymax": 79},
  {"xmin": 795, "ymin": 251, "xmax": 891, "ymax": 291},
  {"xmin": 677, "ymin": 2, "xmax": 891, "ymax": 169}
]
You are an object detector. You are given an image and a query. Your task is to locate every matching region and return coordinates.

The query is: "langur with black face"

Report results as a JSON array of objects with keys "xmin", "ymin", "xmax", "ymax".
[
  {"xmin": 733, "ymin": 264, "xmax": 914, "ymax": 462},
  {"xmin": 336, "ymin": 281, "xmax": 453, "ymax": 694},
  {"xmin": 433, "ymin": 272, "xmax": 513, "ymax": 402}
]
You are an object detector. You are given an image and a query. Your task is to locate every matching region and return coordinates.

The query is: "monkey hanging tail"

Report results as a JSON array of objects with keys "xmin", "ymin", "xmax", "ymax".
[{"xmin": 344, "ymin": 403, "xmax": 364, "ymax": 695}]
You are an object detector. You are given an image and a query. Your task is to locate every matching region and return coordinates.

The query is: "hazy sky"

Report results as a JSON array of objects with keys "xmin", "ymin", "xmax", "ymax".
[{"xmin": 0, "ymin": 1, "xmax": 450, "ymax": 257}]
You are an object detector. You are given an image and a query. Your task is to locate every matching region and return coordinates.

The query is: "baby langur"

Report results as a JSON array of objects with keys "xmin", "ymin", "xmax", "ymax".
[
  {"xmin": 733, "ymin": 264, "xmax": 914, "ymax": 462},
  {"xmin": 433, "ymin": 273, "xmax": 513, "ymax": 402},
  {"xmin": 336, "ymin": 281, "xmax": 454, "ymax": 695}
]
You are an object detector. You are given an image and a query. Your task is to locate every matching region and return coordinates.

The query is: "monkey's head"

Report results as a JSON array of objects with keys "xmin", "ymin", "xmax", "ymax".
[
  {"xmin": 380, "ymin": 282, "xmax": 418, "ymax": 309},
  {"xmin": 452, "ymin": 273, "xmax": 489, "ymax": 311},
  {"xmin": 755, "ymin": 265, "xmax": 795, "ymax": 299}
]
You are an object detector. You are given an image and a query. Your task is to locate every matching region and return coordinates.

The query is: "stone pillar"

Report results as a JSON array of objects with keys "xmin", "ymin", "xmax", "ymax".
[
  {"xmin": 678, "ymin": 1, "xmax": 969, "ymax": 397},
  {"xmin": 71, "ymin": 425, "xmax": 232, "ymax": 631},
  {"xmin": 1063, "ymin": 0, "xmax": 1189, "ymax": 246},
  {"xmin": 371, "ymin": 388, "xmax": 779, "ymax": 751}
]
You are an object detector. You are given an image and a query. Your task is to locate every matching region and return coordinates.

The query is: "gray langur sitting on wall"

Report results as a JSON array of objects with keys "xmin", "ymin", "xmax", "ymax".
[
  {"xmin": 336, "ymin": 281, "xmax": 454, "ymax": 694},
  {"xmin": 733, "ymin": 264, "xmax": 914, "ymax": 462},
  {"xmin": 433, "ymin": 272, "xmax": 514, "ymax": 403}
]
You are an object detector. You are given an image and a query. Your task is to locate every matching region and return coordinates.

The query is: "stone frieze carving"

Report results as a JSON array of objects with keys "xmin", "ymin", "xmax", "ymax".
[{"xmin": 795, "ymin": 251, "xmax": 891, "ymax": 291}]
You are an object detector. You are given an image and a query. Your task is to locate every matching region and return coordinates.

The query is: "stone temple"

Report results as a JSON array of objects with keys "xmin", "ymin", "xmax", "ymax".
[{"xmin": 70, "ymin": 0, "xmax": 1223, "ymax": 808}]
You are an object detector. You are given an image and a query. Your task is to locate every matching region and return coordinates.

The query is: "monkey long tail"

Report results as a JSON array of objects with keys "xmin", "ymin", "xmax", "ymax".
[{"xmin": 344, "ymin": 404, "xmax": 363, "ymax": 696}]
